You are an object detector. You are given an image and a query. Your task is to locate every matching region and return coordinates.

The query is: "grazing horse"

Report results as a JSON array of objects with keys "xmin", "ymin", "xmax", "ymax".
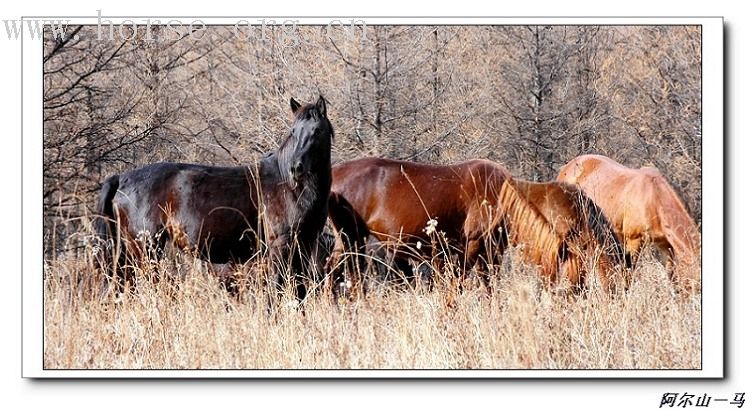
[
  {"xmin": 328, "ymin": 158, "xmax": 511, "ymax": 292},
  {"xmin": 499, "ymin": 179, "xmax": 625, "ymax": 291},
  {"xmin": 95, "ymin": 96, "xmax": 334, "ymax": 302},
  {"xmin": 327, "ymin": 157, "xmax": 624, "ymax": 293},
  {"xmin": 557, "ymin": 154, "xmax": 701, "ymax": 292}
]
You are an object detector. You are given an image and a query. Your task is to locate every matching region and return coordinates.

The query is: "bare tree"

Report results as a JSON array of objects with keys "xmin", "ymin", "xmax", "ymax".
[{"xmin": 42, "ymin": 24, "xmax": 703, "ymax": 253}]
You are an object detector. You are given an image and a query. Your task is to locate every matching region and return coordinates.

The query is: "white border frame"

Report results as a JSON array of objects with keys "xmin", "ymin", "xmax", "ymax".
[{"xmin": 22, "ymin": 16, "xmax": 723, "ymax": 378}]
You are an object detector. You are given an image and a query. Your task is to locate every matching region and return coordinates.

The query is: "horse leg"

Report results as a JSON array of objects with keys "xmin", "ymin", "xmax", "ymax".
[
  {"xmin": 327, "ymin": 192, "xmax": 371, "ymax": 299},
  {"xmin": 265, "ymin": 234, "xmax": 292, "ymax": 309},
  {"xmin": 278, "ymin": 260, "xmax": 306, "ymax": 305},
  {"xmin": 99, "ymin": 238, "xmax": 129, "ymax": 300},
  {"xmin": 560, "ymin": 253, "xmax": 585, "ymax": 294},
  {"xmin": 367, "ymin": 243, "xmax": 400, "ymax": 291},
  {"xmin": 565, "ymin": 238, "xmax": 624, "ymax": 295},
  {"xmin": 323, "ymin": 230, "xmax": 346, "ymax": 300},
  {"xmin": 297, "ymin": 241, "xmax": 324, "ymax": 304},
  {"xmin": 294, "ymin": 263, "xmax": 309, "ymax": 305},
  {"xmin": 97, "ymin": 211, "xmax": 135, "ymax": 300},
  {"xmin": 330, "ymin": 230, "xmax": 366, "ymax": 300},
  {"xmin": 119, "ymin": 214, "xmax": 165, "ymax": 292},
  {"xmin": 139, "ymin": 228, "xmax": 169, "ymax": 288},
  {"xmin": 655, "ymin": 239, "xmax": 678, "ymax": 289},
  {"xmin": 463, "ymin": 212, "xmax": 506, "ymax": 295},
  {"xmin": 274, "ymin": 241, "xmax": 310, "ymax": 307},
  {"xmin": 658, "ymin": 241, "xmax": 697, "ymax": 296},
  {"xmin": 595, "ymin": 254, "xmax": 612, "ymax": 292},
  {"xmin": 482, "ymin": 225, "xmax": 508, "ymax": 293},
  {"xmin": 212, "ymin": 263, "xmax": 240, "ymax": 297},
  {"xmin": 624, "ymin": 237, "xmax": 643, "ymax": 269},
  {"xmin": 465, "ymin": 237, "xmax": 491, "ymax": 294},
  {"xmin": 415, "ymin": 260, "xmax": 434, "ymax": 291},
  {"xmin": 108, "ymin": 235, "xmax": 141, "ymax": 298},
  {"xmin": 394, "ymin": 256, "xmax": 416, "ymax": 287},
  {"xmin": 599, "ymin": 236, "xmax": 633, "ymax": 293},
  {"xmin": 615, "ymin": 236, "xmax": 643, "ymax": 290}
]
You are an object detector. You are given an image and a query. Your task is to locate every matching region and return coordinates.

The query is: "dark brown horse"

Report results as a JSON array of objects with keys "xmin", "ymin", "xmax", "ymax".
[
  {"xmin": 327, "ymin": 157, "xmax": 624, "ymax": 293},
  {"xmin": 95, "ymin": 96, "xmax": 334, "ymax": 302},
  {"xmin": 557, "ymin": 154, "xmax": 700, "ymax": 293},
  {"xmin": 328, "ymin": 158, "xmax": 511, "ymax": 292}
]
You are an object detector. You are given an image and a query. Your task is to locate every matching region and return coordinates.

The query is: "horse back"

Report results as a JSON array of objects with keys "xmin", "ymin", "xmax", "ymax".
[
  {"xmin": 331, "ymin": 158, "xmax": 508, "ymax": 243},
  {"xmin": 111, "ymin": 162, "xmax": 261, "ymax": 263},
  {"xmin": 558, "ymin": 155, "xmax": 698, "ymax": 251}
]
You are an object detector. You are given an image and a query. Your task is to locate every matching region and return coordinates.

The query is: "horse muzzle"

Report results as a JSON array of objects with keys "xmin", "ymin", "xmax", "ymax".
[{"xmin": 289, "ymin": 161, "xmax": 305, "ymax": 189}]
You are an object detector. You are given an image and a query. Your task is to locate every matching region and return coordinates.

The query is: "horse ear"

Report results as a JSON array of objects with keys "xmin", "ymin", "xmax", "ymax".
[
  {"xmin": 290, "ymin": 97, "xmax": 301, "ymax": 114},
  {"xmin": 316, "ymin": 95, "xmax": 327, "ymax": 118}
]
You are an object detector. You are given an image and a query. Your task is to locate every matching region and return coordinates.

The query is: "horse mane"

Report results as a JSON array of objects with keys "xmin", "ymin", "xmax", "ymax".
[
  {"xmin": 566, "ymin": 184, "xmax": 625, "ymax": 267},
  {"xmin": 498, "ymin": 179, "xmax": 564, "ymax": 271},
  {"xmin": 499, "ymin": 178, "xmax": 626, "ymax": 280}
]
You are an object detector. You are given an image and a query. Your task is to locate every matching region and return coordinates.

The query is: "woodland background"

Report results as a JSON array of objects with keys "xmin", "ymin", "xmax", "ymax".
[{"xmin": 42, "ymin": 24, "xmax": 702, "ymax": 253}]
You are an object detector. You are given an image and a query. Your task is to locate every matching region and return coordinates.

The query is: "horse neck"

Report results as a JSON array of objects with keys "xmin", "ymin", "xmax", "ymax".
[
  {"xmin": 304, "ymin": 158, "xmax": 332, "ymax": 207},
  {"xmin": 307, "ymin": 138, "xmax": 332, "ymax": 190},
  {"xmin": 498, "ymin": 180, "xmax": 563, "ymax": 264},
  {"xmin": 300, "ymin": 166, "xmax": 331, "ymax": 202}
]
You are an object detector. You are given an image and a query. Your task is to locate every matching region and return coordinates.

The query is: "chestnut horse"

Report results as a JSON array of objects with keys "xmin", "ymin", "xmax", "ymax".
[
  {"xmin": 557, "ymin": 154, "xmax": 700, "ymax": 292},
  {"xmin": 328, "ymin": 158, "xmax": 511, "ymax": 292},
  {"xmin": 327, "ymin": 157, "xmax": 624, "ymax": 293},
  {"xmin": 95, "ymin": 96, "xmax": 334, "ymax": 302},
  {"xmin": 500, "ymin": 179, "xmax": 625, "ymax": 290}
]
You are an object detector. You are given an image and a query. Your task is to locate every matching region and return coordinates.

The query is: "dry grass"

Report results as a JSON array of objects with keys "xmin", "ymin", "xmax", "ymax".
[{"xmin": 43, "ymin": 234, "xmax": 701, "ymax": 370}]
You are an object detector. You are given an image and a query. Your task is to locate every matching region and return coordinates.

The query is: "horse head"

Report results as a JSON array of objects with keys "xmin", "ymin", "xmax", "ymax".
[{"xmin": 278, "ymin": 95, "xmax": 334, "ymax": 190}]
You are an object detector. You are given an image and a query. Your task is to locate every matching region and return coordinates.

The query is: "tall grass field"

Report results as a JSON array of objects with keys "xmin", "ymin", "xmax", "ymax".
[{"xmin": 43, "ymin": 226, "xmax": 700, "ymax": 370}]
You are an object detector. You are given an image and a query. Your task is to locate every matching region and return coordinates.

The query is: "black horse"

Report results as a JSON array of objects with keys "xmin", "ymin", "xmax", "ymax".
[{"xmin": 95, "ymin": 96, "xmax": 334, "ymax": 302}]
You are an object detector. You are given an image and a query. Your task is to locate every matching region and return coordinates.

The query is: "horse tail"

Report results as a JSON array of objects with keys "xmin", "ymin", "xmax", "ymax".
[
  {"xmin": 570, "ymin": 186, "xmax": 625, "ymax": 267},
  {"xmin": 654, "ymin": 178, "xmax": 700, "ymax": 263},
  {"xmin": 94, "ymin": 175, "xmax": 121, "ymax": 273},
  {"xmin": 326, "ymin": 192, "xmax": 371, "ymax": 296},
  {"xmin": 498, "ymin": 179, "xmax": 564, "ymax": 280},
  {"xmin": 328, "ymin": 192, "xmax": 370, "ymax": 250},
  {"xmin": 652, "ymin": 178, "xmax": 700, "ymax": 292}
]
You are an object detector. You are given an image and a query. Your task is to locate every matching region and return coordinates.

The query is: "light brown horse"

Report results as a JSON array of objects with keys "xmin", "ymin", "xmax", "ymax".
[
  {"xmin": 557, "ymin": 154, "xmax": 701, "ymax": 292},
  {"xmin": 327, "ymin": 157, "xmax": 624, "ymax": 293}
]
